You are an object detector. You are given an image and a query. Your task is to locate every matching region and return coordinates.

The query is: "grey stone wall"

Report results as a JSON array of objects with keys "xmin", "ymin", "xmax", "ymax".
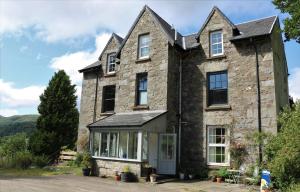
[
  {"xmin": 271, "ymin": 20, "xmax": 289, "ymax": 114},
  {"xmin": 180, "ymin": 10, "xmax": 286, "ymax": 170},
  {"xmin": 94, "ymin": 159, "xmax": 141, "ymax": 177}
]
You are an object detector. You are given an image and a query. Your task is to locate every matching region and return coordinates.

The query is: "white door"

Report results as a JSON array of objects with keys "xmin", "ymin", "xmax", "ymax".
[{"xmin": 157, "ymin": 134, "xmax": 176, "ymax": 175}]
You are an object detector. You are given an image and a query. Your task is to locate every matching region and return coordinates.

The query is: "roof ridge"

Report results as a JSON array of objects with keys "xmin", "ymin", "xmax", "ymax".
[{"xmin": 235, "ymin": 15, "xmax": 277, "ymax": 26}]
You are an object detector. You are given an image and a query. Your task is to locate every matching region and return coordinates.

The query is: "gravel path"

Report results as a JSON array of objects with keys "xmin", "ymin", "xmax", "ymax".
[{"xmin": 0, "ymin": 175, "xmax": 258, "ymax": 192}]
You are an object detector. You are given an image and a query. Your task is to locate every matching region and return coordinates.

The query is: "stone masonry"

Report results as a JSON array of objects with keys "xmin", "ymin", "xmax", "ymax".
[{"xmin": 78, "ymin": 6, "xmax": 289, "ymax": 176}]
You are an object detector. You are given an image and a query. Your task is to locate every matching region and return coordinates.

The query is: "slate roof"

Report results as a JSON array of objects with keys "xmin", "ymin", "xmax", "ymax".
[
  {"xmin": 88, "ymin": 110, "xmax": 167, "ymax": 128},
  {"xmin": 116, "ymin": 5, "xmax": 183, "ymax": 57},
  {"xmin": 78, "ymin": 61, "xmax": 101, "ymax": 73},
  {"xmin": 230, "ymin": 16, "xmax": 277, "ymax": 41},
  {"xmin": 183, "ymin": 33, "xmax": 199, "ymax": 49}
]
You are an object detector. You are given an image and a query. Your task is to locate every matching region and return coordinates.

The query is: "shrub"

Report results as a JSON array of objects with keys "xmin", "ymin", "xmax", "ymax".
[
  {"xmin": 264, "ymin": 102, "xmax": 300, "ymax": 189},
  {"xmin": 81, "ymin": 152, "xmax": 92, "ymax": 168},
  {"xmin": 33, "ymin": 155, "xmax": 49, "ymax": 168},
  {"xmin": 15, "ymin": 151, "xmax": 33, "ymax": 169},
  {"xmin": 74, "ymin": 153, "xmax": 83, "ymax": 167},
  {"xmin": 286, "ymin": 183, "xmax": 300, "ymax": 192},
  {"xmin": 217, "ymin": 168, "xmax": 228, "ymax": 178}
]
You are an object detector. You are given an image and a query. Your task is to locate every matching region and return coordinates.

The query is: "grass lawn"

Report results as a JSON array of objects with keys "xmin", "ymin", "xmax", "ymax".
[{"xmin": 0, "ymin": 165, "xmax": 82, "ymax": 177}]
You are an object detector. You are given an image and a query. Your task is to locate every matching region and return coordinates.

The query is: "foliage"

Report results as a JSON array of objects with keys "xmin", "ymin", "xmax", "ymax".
[
  {"xmin": 81, "ymin": 152, "xmax": 92, "ymax": 168},
  {"xmin": 286, "ymin": 183, "xmax": 300, "ymax": 192},
  {"xmin": 123, "ymin": 165, "xmax": 131, "ymax": 173},
  {"xmin": 30, "ymin": 70, "xmax": 79, "ymax": 161},
  {"xmin": 33, "ymin": 155, "xmax": 49, "ymax": 168},
  {"xmin": 217, "ymin": 168, "xmax": 228, "ymax": 178},
  {"xmin": 273, "ymin": 0, "xmax": 300, "ymax": 43},
  {"xmin": 74, "ymin": 153, "xmax": 83, "ymax": 167},
  {"xmin": 230, "ymin": 141, "xmax": 247, "ymax": 169},
  {"xmin": 264, "ymin": 102, "xmax": 300, "ymax": 189},
  {"xmin": 14, "ymin": 151, "xmax": 33, "ymax": 169},
  {"xmin": 0, "ymin": 115, "xmax": 38, "ymax": 137},
  {"xmin": 0, "ymin": 133, "xmax": 27, "ymax": 157}
]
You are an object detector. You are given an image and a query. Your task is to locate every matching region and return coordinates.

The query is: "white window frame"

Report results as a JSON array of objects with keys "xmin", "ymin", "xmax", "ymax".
[
  {"xmin": 210, "ymin": 31, "xmax": 223, "ymax": 56},
  {"xmin": 107, "ymin": 53, "xmax": 116, "ymax": 74},
  {"xmin": 207, "ymin": 126, "xmax": 229, "ymax": 166},
  {"xmin": 138, "ymin": 34, "xmax": 150, "ymax": 59},
  {"xmin": 91, "ymin": 130, "xmax": 144, "ymax": 162}
]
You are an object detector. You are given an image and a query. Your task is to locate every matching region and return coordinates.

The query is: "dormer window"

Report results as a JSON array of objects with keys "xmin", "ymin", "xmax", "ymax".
[
  {"xmin": 138, "ymin": 34, "xmax": 150, "ymax": 59},
  {"xmin": 210, "ymin": 31, "xmax": 223, "ymax": 56},
  {"xmin": 107, "ymin": 53, "xmax": 116, "ymax": 73}
]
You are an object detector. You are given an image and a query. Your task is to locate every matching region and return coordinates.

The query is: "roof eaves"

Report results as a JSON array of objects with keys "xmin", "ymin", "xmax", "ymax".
[{"xmin": 78, "ymin": 65, "xmax": 101, "ymax": 73}]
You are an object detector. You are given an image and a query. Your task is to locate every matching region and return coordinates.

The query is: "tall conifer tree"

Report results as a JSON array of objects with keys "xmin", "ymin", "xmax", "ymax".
[{"xmin": 30, "ymin": 70, "xmax": 79, "ymax": 159}]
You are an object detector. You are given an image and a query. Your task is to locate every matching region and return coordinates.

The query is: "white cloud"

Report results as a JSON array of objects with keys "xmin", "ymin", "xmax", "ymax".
[
  {"xmin": 289, "ymin": 67, "xmax": 300, "ymax": 101},
  {"xmin": 0, "ymin": 79, "xmax": 45, "ymax": 108},
  {"xmin": 0, "ymin": 109, "xmax": 18, "ymax": 117},
  {"xmin": 19, "ymin": 45, "xmax": 28, "ymax": 53},
  {"xmin": 50, "ymin": 33, "xmax": 111, "ymax": 84},
  {"xmin": 0, "ymin": 0, "xmax": 276, "ymax": 42}
]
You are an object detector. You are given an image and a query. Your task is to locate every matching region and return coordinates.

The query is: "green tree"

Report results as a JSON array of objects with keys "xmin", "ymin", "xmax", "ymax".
[
  {"xmin": 273, "ymin": 0, "xmax": 300, "ymax": 43},
  {"xmin": 30, "ymin": 70, "xmax": 79, "ymax": 160},
  {"xmin": 265, "ymin": 101, "xmax": 300, "ymax": 189}
]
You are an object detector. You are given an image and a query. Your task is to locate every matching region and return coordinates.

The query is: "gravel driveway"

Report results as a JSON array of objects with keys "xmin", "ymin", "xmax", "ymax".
[{"xmin": 0, "ymin": 175, "xmax": 258, "ymax": 192}]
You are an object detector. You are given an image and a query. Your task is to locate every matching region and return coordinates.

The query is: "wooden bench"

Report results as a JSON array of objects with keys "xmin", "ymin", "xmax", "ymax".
[{"xmin": 59, "ymin": 151, "xmax": 76, "ymax": 161}]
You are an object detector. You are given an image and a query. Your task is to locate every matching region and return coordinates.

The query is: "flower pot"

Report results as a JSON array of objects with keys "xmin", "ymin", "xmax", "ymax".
[
  {"xmin": 150, "ymin": 174, "xmax": 157, "ymax": 183},
  {"xmin": 188, "ymin": 174, "xmax": 195, "ymax": 180},
  {"xmin": 82, "ymin": 168, "xmax": 91, "ymax": 176},
  {"xmin": 115, "ymin": 175, "xmax": 121, "ymax": 181},
  {"xmin": 216, "ymin": 177, "xmax": 222, "ymax": 183},
  {"xmin": 179, "ymin": 172, "xmax": 185, "ymax": 180},
  {"xmin": 121, "ymin": 172, "xmax": 133, "ymax": 182}
]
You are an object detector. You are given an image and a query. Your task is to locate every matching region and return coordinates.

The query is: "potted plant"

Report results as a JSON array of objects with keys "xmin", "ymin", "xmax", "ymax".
[
  {"xmin": 114, "ymin": 170, "xmax": 121, "ymax": 181},
  {"xmin": 81, "ymin": 151, "xmax": 92, "ymax": 176},
  {"xmin": 150, "ymin": 173, "xmax": 158, "ymax": 183},
  {"xmin": 187, "ymin": 168, "xmax": 195, "ymax": 180},
  {"xmin": 179, "ymin": 167, "xmax": 186, "ymax": 180},
  {"xmin": 121, "ymin": 165, "xmax": 134, "ymax": 182},
  {"xmin": 216, "ymin": 168, "xmax": 228, "ymax": 183}
]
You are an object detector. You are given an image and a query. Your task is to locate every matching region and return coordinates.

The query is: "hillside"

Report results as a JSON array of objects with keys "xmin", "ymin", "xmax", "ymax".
[{"xmin": 0, "ymin": 115, "xmax": 39, "ymax": 137}]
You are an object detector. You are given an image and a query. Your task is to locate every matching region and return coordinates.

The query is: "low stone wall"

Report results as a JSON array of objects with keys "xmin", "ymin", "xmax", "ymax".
[{"xmin": 94, "ymin": 159, "xmax": 142, "ymax": 177}]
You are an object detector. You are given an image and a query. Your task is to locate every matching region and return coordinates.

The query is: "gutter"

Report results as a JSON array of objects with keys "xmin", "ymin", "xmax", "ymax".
[{"xmin": 250, "ymin": 37, "xmax": 263, "ymax": 164}]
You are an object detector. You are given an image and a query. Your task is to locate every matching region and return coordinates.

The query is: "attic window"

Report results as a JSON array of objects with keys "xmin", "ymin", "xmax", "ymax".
[
  {"xmin": 107, "ymin": 53, "xmax": 116, "ymax": 73},
  {"xmin": 138, "ymin": 34, "xmax": 150, "ymax": 59},
  {"xmin": 210, "ymin": 31, "xmax": 223, "ymax": 56}
]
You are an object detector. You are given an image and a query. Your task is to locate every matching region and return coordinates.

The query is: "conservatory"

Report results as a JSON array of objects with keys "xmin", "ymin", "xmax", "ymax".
[{"xmin": 88, "ymin": 110, "xmax": 176, "ymax": 176}]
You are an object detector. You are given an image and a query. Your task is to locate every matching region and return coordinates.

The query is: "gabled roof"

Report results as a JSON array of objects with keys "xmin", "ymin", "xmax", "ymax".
[
  {"xmin": 197, "ymin": 6, "xmax": 236, "ymax": 39},
  {"xmin": 230, "ymin": 16, "xmax": 277, "ymax": 41},
  {"xmin": 99, "ymin": 33, "xmax": 123, "ymax": 60},
  {"xmin": 78, "ymin": 61, "xmax": 101, "ymax": 73},
  {"xmin": 88, "ymin": 110, "xmax": 167, "ymax": 128},
  {"xmin": 116, "ymin": 5, "xmax": 182, "ymax": 57},
  {"xmin": 79, "ymin": 33, "xmax": 123, "ymax": 73}
]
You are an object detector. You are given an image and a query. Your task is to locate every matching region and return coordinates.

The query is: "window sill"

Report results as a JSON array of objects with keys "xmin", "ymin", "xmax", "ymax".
[
  {"xmin": 132, "ymin": 105, "xmax": 149, "ymax": 110},
  {"xmin": 99, "ymin": 112, "xmax": 115, "ymax": 116},
  {"xmin": 104, "ymin": 72, "xmax": 116, "ymax": 77},
  {"xmin": 92, "ymin": 156, "xmax": 142, "ymax": 163},
  {"xmin": 207, "ymin": 55, "xmax": 226, "ymax": 60},
  {"xmin": 208, "ymin": 163, "xmax": 230, "ymax": 168},
  {"xmin": 205, "ymin": 105, "xmax": 231, "ymax": 111},
  {"xmin": 135, "ymin": 57, "xmax": 151, "ymax": 63}
]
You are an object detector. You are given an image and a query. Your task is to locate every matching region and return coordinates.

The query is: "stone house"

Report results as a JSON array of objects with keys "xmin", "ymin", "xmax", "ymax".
[{"xmin": 77, "ymin": 5, "xmax": 289, "ymax": 177}]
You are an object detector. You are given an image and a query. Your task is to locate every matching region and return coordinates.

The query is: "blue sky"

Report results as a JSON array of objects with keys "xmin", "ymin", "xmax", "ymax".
[{"xmin": 0, "ymin": 0, "xmax": 299, "ymax": 116}]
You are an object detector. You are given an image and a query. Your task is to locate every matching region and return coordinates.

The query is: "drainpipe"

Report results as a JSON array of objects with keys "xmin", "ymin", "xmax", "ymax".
[
  {"xmin": 178, "ymin": 56, "xmax": 182, "ymax": 166},
  {"xmin": 250, "ymin": 38, "xmax": 262, "ymax": 164},
  {"xmin": 93, "ymin": 72, "xmax": 99, "ymax": 122}
]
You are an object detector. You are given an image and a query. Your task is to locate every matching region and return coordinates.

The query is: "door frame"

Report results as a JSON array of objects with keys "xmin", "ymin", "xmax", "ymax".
[{"xmin": 157, "ymin": 133, "xmax": 177, "ymax": 175}]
